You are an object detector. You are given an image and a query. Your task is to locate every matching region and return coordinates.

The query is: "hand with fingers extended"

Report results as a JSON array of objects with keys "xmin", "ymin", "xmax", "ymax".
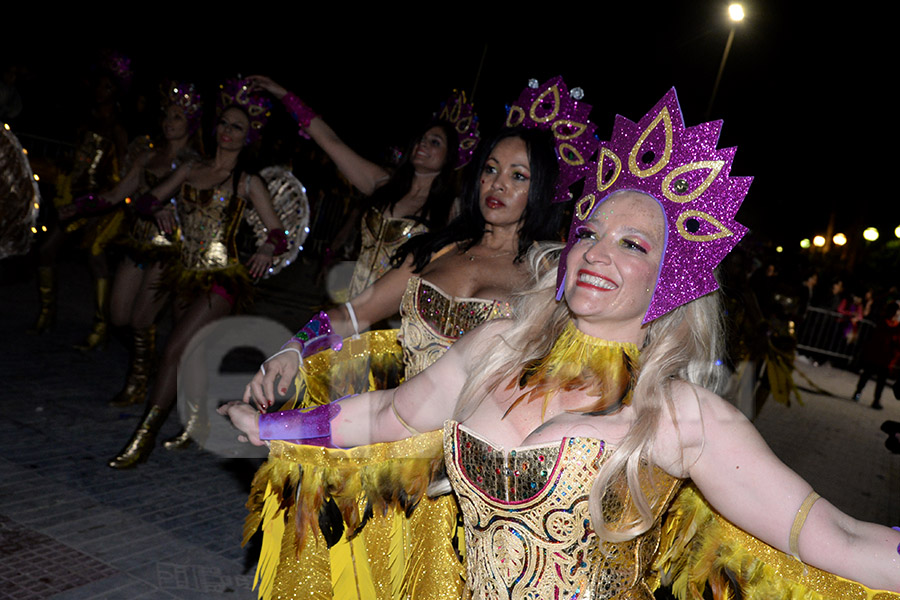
[{"xmin": 218, "ymin": 401, "xmax": 263, "ymax": 445}]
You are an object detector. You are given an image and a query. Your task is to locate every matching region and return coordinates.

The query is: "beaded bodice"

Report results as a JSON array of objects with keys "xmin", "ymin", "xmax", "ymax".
[
  {"xmin": 177, "ymin": 181, "xmax": 246, "ymax": 270},
  {"xmin": 443, "ymin": 422, "xmax": 681, "ymax": 600},
  {"xmin": 348, "ymin": 208, "xmax": 428, "ymax": 297},
  {"xmin": 399, "ymin": 276, "xmax": 512, "ymax": 378}
]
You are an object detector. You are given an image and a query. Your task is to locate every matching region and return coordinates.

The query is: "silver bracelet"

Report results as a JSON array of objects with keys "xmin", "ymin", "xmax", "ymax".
[
  {"xmin": 344, "ymin": 302, "xmax": 360, "ymax": 338},
  {"xmin": 259, "ymin": 347, "xmax": 303, "ymax": 376}
]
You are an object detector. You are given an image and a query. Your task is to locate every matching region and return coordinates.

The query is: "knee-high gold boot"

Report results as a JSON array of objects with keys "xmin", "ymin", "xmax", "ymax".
[
  {"xmin": 110, "ymin": 326, "xmax": 157, "ymax": 407},
  {"xmin": 162, "ymin": 401, "xmax": 208, "ymax": 450},
  {"xmin": 75, "ymin": 277, "xmax": 110, "ymax": 351},
  {"xmin": 108, "ymin": 405, "xmax": 167, "ymax": 469},
  {"xmin": 28, "ymin": 266, "xmax": 57, "ymax": 334}
]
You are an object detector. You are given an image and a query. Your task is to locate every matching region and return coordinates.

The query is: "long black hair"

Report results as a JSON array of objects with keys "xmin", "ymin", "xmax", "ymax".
[
  {"xmin": 367, "ymin": 120, "xmax": 460, "ymax": 230},
  {"xmin": 393, "ymin": 127, "xmax": 563, "ymax": 273}
]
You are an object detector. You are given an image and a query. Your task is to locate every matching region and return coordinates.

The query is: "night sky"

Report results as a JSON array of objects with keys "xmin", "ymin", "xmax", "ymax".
[{"xmin": 3, "ymin": 2, "xmax": 895, "ymax": 250}]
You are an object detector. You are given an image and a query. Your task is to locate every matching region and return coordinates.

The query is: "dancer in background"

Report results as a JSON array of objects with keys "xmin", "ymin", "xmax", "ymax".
[
  {"xmin": 61, "ymin": 82, "xmax": 204, "ymax": 407},
  {"xmin": 249, "ymin": 75, "xmax": 479, "ymax": 298},
  {"xmin": 108, "ymin": 80, "xmax": 286, "ymax": 468}
]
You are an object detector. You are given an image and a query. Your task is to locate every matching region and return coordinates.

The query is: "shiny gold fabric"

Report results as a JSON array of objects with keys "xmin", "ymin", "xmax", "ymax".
[
  {"xmin": 245, "ymin": 431, "xmax": 461, "ymax": 600},
  {"xmin": 122, "ymin": 169, "xmax": 178, "ymax": 258},
  {"xmin": 655, "ymin": 484, "xmax": 900, "ymax": 600},
  {"xmin": 348, "ymin": 209, "xmax": 427, "ymax": 298},
  {"xmin": 246, "ymin": 281, "xmax": 514, "ymax": 599},
  {"xmin": 59, "ymin": 131, "xmax": 126, "ymax": 254},
  {"xmin": 399, "ymin": 276, "xmax": 512, "ymax": 378},
  {"xmin": 444, "ymin": 421, "xmax": 681, "ymax": 600},
  {"xmin": 177, "ymin": 181, "xmax": 246, "ymax": 271}
]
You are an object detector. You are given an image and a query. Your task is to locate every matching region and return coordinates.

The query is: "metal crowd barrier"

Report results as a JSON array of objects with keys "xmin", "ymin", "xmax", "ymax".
[{"xmin": 796, "ymin": 307, "xmax": 874, "ymax": 364}]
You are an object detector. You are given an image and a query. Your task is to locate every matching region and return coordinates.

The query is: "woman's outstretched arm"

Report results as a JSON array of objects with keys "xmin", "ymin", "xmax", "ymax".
[
  {"xmin": 224, "ymin": 319, "xmax": 497, "ymax": 447},
  {"xmin": 660, "ymin": 383, "xmax": 900, "ymax": 591}
]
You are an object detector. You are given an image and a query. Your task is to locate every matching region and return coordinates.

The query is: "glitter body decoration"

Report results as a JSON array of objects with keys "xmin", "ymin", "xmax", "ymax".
[
  {"xmin": 505, "ymin": 76, "xmax": 599, "ymax": 202},
  {"xmin": 556, "ymin": 88, "xmax": 752, "ymax": 323},
  {"xmin": 437, "ymin": 89, "xmax": 481, "ymax": 168}
]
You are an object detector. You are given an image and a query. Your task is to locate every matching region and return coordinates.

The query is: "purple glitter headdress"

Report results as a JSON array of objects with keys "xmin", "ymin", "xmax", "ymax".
[
  {"xmin": 218, "ymin": 78, "xmax": 272, "ymax": 144},
  {"xmin": 505, "ymin": 77, "xmax": 599, "ymax": 202},
  {"xmin": 162, "ymin": 81, "xmax": 202, "ymax": 134},
  {"xmin": 556, "ymin": 88, "xmax": 752, "ymax": 323},
  {"xmin": 437, "ymin": 90, "xmax": 481, "ymax": 168}
]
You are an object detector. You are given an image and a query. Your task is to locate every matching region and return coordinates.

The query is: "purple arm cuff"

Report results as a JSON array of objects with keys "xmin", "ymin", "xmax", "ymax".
[
  {"xmin": 281, "ymin": 311, "xmax": 343, "ymax": 358},
  {"xmin": 72, "ymin": 194, "xmax": 114, "ymax": 216},
  {"xmin": 258, "ymin": 402, "xmax": 343, "ymax": 447},
  {"xmin": 282, "ymin": 92, "xmax": 318, "ymax": 140}
]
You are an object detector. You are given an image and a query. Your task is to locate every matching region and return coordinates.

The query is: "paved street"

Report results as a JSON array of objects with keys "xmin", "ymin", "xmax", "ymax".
[{"xmin": 1, "ymin": 253, "xmax": 898, "ymax": 599}]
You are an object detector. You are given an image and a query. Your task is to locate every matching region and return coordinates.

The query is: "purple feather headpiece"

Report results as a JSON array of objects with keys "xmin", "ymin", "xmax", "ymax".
[
  {"xmin": 556, "ymin": 88, "xmax": 752, "ymax": 323},
  {"xmin": 218, "ymin": 78, "xmax": 272, "ymax": 144},
  {"xmin": 437, "ymin": 90, "xmax": 481, "ymax": 168},
  {"xmin": 505, "ymin": 77, "xmax": 599, "ymax": 202}
]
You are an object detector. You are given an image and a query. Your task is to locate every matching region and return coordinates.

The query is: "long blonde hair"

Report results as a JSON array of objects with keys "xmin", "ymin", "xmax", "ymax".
[{"xmin": 454, "ymin": 242, "xmax": 728, "ymax": 543}]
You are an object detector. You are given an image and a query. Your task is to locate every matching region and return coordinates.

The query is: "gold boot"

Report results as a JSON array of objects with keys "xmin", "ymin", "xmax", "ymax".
[
  {"xmin": 108, "ymin": 405, "xmax": 166, "ymax": 469},
  {"xmin": 28, "ymin": 266, "xmax": 56, "ymax": 334},
  {"xmin": 75, "ymin": 277, "xmax": 110, "ymax": 351},
  {"xmin": 110, "ymin": 326, "xmax": 156, "ymax": 407},
  {"xmin": 163, "ymin": 400, "xmax": 207, "ymax": 450}
]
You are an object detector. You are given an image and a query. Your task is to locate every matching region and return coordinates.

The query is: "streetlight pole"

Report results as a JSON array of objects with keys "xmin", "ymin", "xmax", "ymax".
[{"xmin": 705, "ymin": 3, "xmax": 744, "ymax": 119}]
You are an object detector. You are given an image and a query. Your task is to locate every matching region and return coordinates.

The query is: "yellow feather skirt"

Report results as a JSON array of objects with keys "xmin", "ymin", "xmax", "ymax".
[{"xmin": 244, "ymin": 330, "xmax": 465, "ymax": 600}]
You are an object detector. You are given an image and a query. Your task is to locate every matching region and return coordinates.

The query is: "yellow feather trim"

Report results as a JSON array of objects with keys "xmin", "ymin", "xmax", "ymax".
[
  {"xmin": 506, "ymin": 320, "xmax": 640, "ymax": 418},
  {"xmin": 654, "ymin": 484, "xmax": 900, "ymax": 600}
]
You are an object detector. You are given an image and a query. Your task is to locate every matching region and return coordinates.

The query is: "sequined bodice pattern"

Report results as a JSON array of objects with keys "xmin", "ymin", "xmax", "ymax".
[
  {"xmin": 348, "ymin": 209, "xmax": 428, "ymax": 297},
  {"xmin": 177, "ymin": 182, "xmax": 246, "ymax": 271},
  {"xmin": 444, "ymin": 422, "xmax": 681, "ymax": 600},
  {"xmin": 399, "ymin": 276, "xmax": 512, "ymax": 378}
]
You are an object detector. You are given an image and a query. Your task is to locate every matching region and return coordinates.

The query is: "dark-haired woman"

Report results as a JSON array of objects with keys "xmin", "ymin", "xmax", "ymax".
[
  {"xmin": 108, "ymin": 101, "xmax": 286, "ymax": 469},
  {"xmin": 238, "ymin": 127, "xmax": 563, "ymax": 599},
  {"xmin": 248, "ymin": 75, "xmax": 465, "ymax": 297}
]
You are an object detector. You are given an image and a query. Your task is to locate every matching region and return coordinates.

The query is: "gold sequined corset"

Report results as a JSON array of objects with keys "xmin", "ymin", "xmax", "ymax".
[
  {"xmin": 399, "ymin": 276, "xmax": 512, "ymax": 378},
  {"xmin": 177, "ymin": 182, "xmax": 246, "ymax": 271},
  {"xmin": 129, "ymin": 170, "xmax": 176, "ymax": 248},
  {"xmin": 348, "ymin": 209, "xmax": 428, "ymax": 297},
  {"xmin": 443, "ymin": 422, "xmax": 681, "ymax": 600}
]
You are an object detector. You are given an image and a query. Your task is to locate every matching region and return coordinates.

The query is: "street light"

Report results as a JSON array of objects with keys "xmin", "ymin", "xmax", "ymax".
[
  {"xmin": 833, "ymin": 233, "xmax": 847, "ymax": 246},
  {"xmin": 863, "ymin": 227, "xmax": 879, "ymax": 242},
  {"xmin": 706, "ymin": 3, "xmax": 745, "ymax": 119}
]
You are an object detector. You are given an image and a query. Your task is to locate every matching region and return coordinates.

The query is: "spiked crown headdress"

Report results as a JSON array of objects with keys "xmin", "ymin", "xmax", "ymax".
[{"xmin": 556, "ymin": 88, "xmax": 751, "ymax": 323}]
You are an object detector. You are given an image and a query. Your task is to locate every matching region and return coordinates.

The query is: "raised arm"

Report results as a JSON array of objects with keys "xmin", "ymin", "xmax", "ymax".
[
  {"xmin": 248, "ymin": 75, "xmax": 389, "ymax": 195},
  {"xmin": 661, "ymin": 384, "xmax": 900, "ymax": 591}
]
